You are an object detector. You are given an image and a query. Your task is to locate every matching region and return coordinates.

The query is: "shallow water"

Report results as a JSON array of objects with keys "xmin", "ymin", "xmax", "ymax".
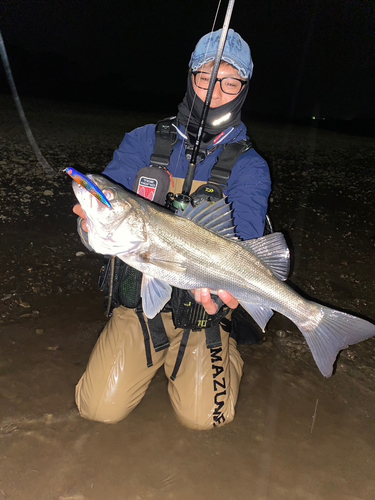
[{"xmin": 1, "ymin": 95, "xmax": 375, "ymax": 500}]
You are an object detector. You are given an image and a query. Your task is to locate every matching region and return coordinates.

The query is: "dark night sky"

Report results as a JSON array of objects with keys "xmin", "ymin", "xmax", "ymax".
[{"xmin": 0, "ymin": 0, "xmax": 374, "ymax": 120}]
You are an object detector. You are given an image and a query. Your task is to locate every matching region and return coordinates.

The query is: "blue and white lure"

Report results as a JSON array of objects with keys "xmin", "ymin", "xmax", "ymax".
[{"xmin": 65, "ymin": 167, "xmax": 112, "ymax": 209}]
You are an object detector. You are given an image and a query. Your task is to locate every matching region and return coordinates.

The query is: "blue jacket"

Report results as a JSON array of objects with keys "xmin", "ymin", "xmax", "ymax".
[{"xmin": 103, "ymin": 120, "xmax": 271, "ymax": 241}]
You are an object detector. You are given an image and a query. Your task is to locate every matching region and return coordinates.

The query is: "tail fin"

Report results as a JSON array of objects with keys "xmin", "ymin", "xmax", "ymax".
[{"xmin": 297, "ymin": 305, "xmax": 375, "ymax": 377}]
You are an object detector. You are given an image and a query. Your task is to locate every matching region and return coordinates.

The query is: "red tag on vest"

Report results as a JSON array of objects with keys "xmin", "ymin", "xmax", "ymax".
[
  {"xmin": 136, "ymin": 176, "xmax": 158, "ymax": 201},
  {"xmin": 133, "ymin": 167, "xmax": 171, "ymax": 206}
]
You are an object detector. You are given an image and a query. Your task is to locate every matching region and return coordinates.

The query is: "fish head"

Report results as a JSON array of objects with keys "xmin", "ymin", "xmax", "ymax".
[{"xmin": 73, "ymin": 174, "xmax": 146, "ymax": 255}]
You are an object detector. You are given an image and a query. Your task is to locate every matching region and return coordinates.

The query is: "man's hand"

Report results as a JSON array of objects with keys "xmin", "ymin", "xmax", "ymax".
[
  {"xmin": 73, "ymin": 204, "xmax": 88, "ymax": 232},
  {"xmin": 192, "ymin": 288, "xmax": 239, "ymax": 315}
]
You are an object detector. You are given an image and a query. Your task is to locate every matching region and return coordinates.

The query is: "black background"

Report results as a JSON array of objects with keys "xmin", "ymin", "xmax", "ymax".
[{"xmin": 1, "ymin": 0, "xmax": 374, "ymax": 127}]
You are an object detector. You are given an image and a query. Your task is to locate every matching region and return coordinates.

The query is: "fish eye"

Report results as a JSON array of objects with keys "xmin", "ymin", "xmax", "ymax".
[{"xmin": 103, "ymin": 189, "xmax": 115, "ymax": 201}]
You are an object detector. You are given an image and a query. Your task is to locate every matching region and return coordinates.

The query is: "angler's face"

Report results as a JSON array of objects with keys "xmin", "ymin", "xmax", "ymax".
[{"xmin": 192, "ymin": 62, "xmax": 246, "ymax": 108}]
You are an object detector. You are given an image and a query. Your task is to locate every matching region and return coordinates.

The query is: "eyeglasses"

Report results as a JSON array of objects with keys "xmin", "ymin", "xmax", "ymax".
[{"xmin": 192, "ymin": 71, "xmax": 247, "ymax": 95}]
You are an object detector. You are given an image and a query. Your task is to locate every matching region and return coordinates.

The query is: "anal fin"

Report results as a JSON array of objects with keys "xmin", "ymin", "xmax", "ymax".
[{"xmin": 239, "ymin": 301, "xmax": 274, "ymax": 332}]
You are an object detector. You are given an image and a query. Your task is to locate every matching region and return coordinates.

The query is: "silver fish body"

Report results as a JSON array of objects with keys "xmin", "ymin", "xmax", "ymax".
[{"xmin": 72, "ymin": 174, "xmax": 375, "ymax": 378}]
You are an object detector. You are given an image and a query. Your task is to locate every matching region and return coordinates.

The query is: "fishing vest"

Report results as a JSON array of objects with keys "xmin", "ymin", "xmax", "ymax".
[
  {"xmin": 99, "ymin": 117, "xmax": 265, "ymax": 377},
  {"xmin": 150, "ymin": 117, "xmax": 253, "ymax": 202}
]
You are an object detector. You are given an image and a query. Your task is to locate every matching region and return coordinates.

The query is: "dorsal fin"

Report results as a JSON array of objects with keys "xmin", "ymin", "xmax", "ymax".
[
  {"xmin": 215, "ymin": 227, "xmax": 238, "ymax": 239},
  {"xmin": 178, "ymin": 198, "xmax": 237, "ymax": 239},
  {"xmin": 239, "ymin": 233, "xmax": 290, "ymax": 280}
]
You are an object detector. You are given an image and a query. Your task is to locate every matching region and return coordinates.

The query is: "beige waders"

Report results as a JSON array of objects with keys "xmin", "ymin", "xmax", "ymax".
[{"xmin": 75, "ymin": 306, "xmax": 244, "ymax": 430}]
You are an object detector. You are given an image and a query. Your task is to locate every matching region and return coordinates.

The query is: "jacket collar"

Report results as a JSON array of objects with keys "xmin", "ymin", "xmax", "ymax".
[{"xmin": 175, "ymin": 122, "xmax": 247, "ymax": 152}]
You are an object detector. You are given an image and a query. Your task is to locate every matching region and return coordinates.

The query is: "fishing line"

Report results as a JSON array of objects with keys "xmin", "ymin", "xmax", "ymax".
[
  {"xmin": 0, "ymin": 29, "xmax": 57, "ymax": 177},
  {"xmin": 181, "ymin": 0, "xmax": 222, "ymax": 132},
  {"xmin": 172, "ymin": 0, "xmax": 223, "ymax": 177},
  {"xmin": 182, "ymin": 0, "xmax": 235, "ymax": 197},
  {"xmin": 167, "ymin": 0, "xmax": 236, "ymax": 210}
]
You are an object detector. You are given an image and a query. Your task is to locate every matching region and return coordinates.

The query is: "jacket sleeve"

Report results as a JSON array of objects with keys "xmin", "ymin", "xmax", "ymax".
[
  {"xmin": 102, "ymin": 124, "xmax": 156, "ymax": 189},
  {"xmin": 226, "ymin": 150, "xmax": 271, "ymax": 241}
]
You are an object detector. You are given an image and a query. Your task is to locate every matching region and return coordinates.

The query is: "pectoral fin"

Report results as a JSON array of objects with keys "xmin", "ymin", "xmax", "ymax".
[
  {"xmin": 141, "ymin": 274, "xmax": 172, "ymax": 319},
  {"xmin": 138, "ymin": 252, "xmax": 186, "ymax": 274}
]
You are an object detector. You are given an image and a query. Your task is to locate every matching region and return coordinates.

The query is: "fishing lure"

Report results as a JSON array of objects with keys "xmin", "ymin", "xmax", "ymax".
[{"xmin": 65, "ymin": 167, "xmax": 112, "ymax": 209}]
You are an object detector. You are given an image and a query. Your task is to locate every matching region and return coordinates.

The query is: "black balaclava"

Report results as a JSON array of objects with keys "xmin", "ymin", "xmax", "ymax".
[{"xmin": 177, "ymin": 72, "xmax": 249, "ymax": 146}]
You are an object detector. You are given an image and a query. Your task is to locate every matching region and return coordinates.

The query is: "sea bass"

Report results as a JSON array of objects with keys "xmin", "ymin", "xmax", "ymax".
[{"xmin": 72, "ymin": 174, "xmax": 375, "ymax": 378}]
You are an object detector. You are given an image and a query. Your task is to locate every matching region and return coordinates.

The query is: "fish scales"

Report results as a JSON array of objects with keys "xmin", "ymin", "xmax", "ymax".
[{"xmin": 139, "ymin": 203, "xmax": 281, "ymax": 301}]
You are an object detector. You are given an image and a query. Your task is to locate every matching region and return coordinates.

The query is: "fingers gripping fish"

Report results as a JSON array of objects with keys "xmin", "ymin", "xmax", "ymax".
[{"xmin": 70, "ymin": 172, "xmax": 375, "ymax": 378}]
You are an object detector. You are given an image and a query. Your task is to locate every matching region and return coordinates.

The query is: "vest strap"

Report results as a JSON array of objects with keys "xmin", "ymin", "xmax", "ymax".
[
  {"xmin": 205, "ymin": 323, "xmax": 222, "ymax": 349},
  {"xmin": 136, "ymin": 307, "xmax": 153, "ymax": 368},
  {"xmin": 150, "ymin": 117, "xmax": 178, "ymax": 168},
  {"xmin": 147, "ymin": 314, "xmax": 170, "ymax": 352},
  {"xmin": 136, "ymin": 306, "xmax": 170, "ymax": 369},
  {"xmin": 209, "ymin": 139, "xmax": 252, "ymax": 190},
  {"xmin": 170, "ymin": 329, "xmax": 191, "ymax": 381}
]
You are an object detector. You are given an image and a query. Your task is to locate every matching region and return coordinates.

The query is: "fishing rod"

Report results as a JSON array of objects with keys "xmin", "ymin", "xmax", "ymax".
[
  {"xmin": 172, "ymin": 0, "xmax": 236, "ymax": 210},
  {"xmin": 0, "ymin": 29, "xmax": 57, "ymax": 177}
]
